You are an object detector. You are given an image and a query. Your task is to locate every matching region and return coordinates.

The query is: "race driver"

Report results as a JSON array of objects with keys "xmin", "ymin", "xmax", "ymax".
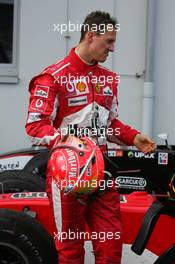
[{"xmin": 25, "ymin": 11, "xmax": 156, "ymax": 264}]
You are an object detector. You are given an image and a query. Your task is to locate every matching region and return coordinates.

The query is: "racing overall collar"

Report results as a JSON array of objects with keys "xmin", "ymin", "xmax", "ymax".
[{"xmin": 68, "ymin": 47, "xmax": 98, "ymax": 74}]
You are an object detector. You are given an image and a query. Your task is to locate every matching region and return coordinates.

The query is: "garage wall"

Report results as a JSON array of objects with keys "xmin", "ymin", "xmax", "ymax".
[
  {"xmin": 0, "ymin": 0, "xmax": 67, "ymax": 152},
  {"xmin": 114, "ymin": 0, "xmax": 147, "ymax": 130},
  {"xmin": 153, "ymin": 0, "xmax": 175, "ymax": 145},
  {"xmin": 1, "ymin": 0, "xmax": 173, "ymax": 152}
]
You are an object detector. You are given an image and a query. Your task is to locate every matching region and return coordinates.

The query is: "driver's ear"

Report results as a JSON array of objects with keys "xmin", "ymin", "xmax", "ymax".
[{"xmin": 85, "ymin": 31, "xmax": 97, "ymax": 43}]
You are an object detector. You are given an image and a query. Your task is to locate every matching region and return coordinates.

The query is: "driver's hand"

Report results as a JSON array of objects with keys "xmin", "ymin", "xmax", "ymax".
[{"xmin": 133, "ymin": 134, "xmax": 157, "ymax": 154}]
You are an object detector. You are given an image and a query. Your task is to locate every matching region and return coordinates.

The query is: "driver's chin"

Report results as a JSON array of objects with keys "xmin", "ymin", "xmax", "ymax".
[
  {"xmin": 92, "ymin": 53, "xmax": 107, "ymax": 63},
  {"xmin": 98, "ymin": 57, "xmax": 107, "ymax": 63}
]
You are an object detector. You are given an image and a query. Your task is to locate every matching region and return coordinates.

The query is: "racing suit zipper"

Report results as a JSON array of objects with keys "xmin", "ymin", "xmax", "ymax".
[
  {"xmin": 88, "ymin": 71, "xmax": 98, "ymax": 129},
  {"xmin": 88, "ymin": 71, "xmax": 101, "ymax": 144}
]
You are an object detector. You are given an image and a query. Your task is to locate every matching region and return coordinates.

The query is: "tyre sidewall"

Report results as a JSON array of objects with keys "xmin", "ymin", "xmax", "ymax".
[{"xmin": 0, "ymin": 209, "xmax": 57, "ymax": 264}]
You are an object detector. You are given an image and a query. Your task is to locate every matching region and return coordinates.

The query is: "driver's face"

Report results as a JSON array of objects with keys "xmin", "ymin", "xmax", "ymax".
[{"xmin": 90, "ymin": 29, "xmax": 116, "ymax": 62}]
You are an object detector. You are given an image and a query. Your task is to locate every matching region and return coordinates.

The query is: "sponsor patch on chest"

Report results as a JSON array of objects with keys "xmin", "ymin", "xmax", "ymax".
[
  {"xmin": 65, "ymin": 78, "xmax": 89, "ymax": 97},
  {"xmin": 94, "ymin": 83, "xmax": 113, "ymax": 97},
  {"xmin": 68, "ymin": 96, "xmax": 88, "ymax": 106},
  {"xmin": 103, "ymin": 86, "xmax": 113, "ymax": 96}
]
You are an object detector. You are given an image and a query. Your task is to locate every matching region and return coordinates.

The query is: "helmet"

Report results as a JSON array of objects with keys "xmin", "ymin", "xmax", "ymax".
[{"xmin": 48, "ymin": 135, "xmax": 104, "ymax": 197}]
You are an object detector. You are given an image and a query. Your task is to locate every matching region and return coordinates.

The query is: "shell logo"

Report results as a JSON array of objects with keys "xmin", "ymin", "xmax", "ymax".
[{"xmin": 76, "ymin": 82, "xmax": 86, "ymax": 92}]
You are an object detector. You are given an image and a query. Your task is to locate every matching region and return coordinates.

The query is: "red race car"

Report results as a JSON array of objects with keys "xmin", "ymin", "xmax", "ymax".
[
  {"xmin": 0, "ymin": 191, "xmax": 175, "ymax": 264},
  {"xmin": 0, "ymin": 137, "xmax": 175, "ymax": 263}
]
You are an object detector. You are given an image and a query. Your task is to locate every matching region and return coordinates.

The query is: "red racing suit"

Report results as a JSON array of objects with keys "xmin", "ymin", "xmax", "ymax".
[{"xmin": 25, "ymin": 48, "xmax": 139, "ymax": 264}]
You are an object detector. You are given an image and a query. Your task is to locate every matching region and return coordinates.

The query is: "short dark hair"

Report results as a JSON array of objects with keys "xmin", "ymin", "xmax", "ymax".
[{"xmin": 80, "ymin": 11, "xmax": 118, "ymax": 42}]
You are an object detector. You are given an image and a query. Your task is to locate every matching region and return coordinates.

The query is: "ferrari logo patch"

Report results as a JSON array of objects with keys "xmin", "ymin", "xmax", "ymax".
[{"xmin": 95, "ymin": 82, "xmax": 101, "ymax": 93}]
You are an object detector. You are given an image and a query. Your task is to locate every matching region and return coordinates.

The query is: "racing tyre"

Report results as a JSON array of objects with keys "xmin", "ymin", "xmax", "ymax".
[
  {"xmin": 0, "ymin": 170, "xmax": 45, "ymax": 193},
  {"xmin": 23, "ymin": 150, "xmax": 50, "ymax": 179},
  {"xmin": 0, "ymin": 208, "xmax": 58, "ymax": 264}
]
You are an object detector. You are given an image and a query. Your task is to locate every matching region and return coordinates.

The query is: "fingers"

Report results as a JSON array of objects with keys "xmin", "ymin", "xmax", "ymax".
[
  {"xmin": 151, "ymin": 142, "xmax": 157, "ymax": 150},
  {"xmin": 142, "ymin": 135, "xmax": 155, "ymax": 145},
  {"xmin": 134, "ymin": 134, "xmax": 157, "ymax": 154},
  {"xmin": 142, "ymin": 143, "xmax": 157, "ymax": 155}
]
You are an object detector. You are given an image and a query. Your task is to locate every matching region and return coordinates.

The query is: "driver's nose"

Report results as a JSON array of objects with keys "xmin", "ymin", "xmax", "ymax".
[{"xmin": 109, "ymin": 44, "xmax": 115, "ymax": 52}]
